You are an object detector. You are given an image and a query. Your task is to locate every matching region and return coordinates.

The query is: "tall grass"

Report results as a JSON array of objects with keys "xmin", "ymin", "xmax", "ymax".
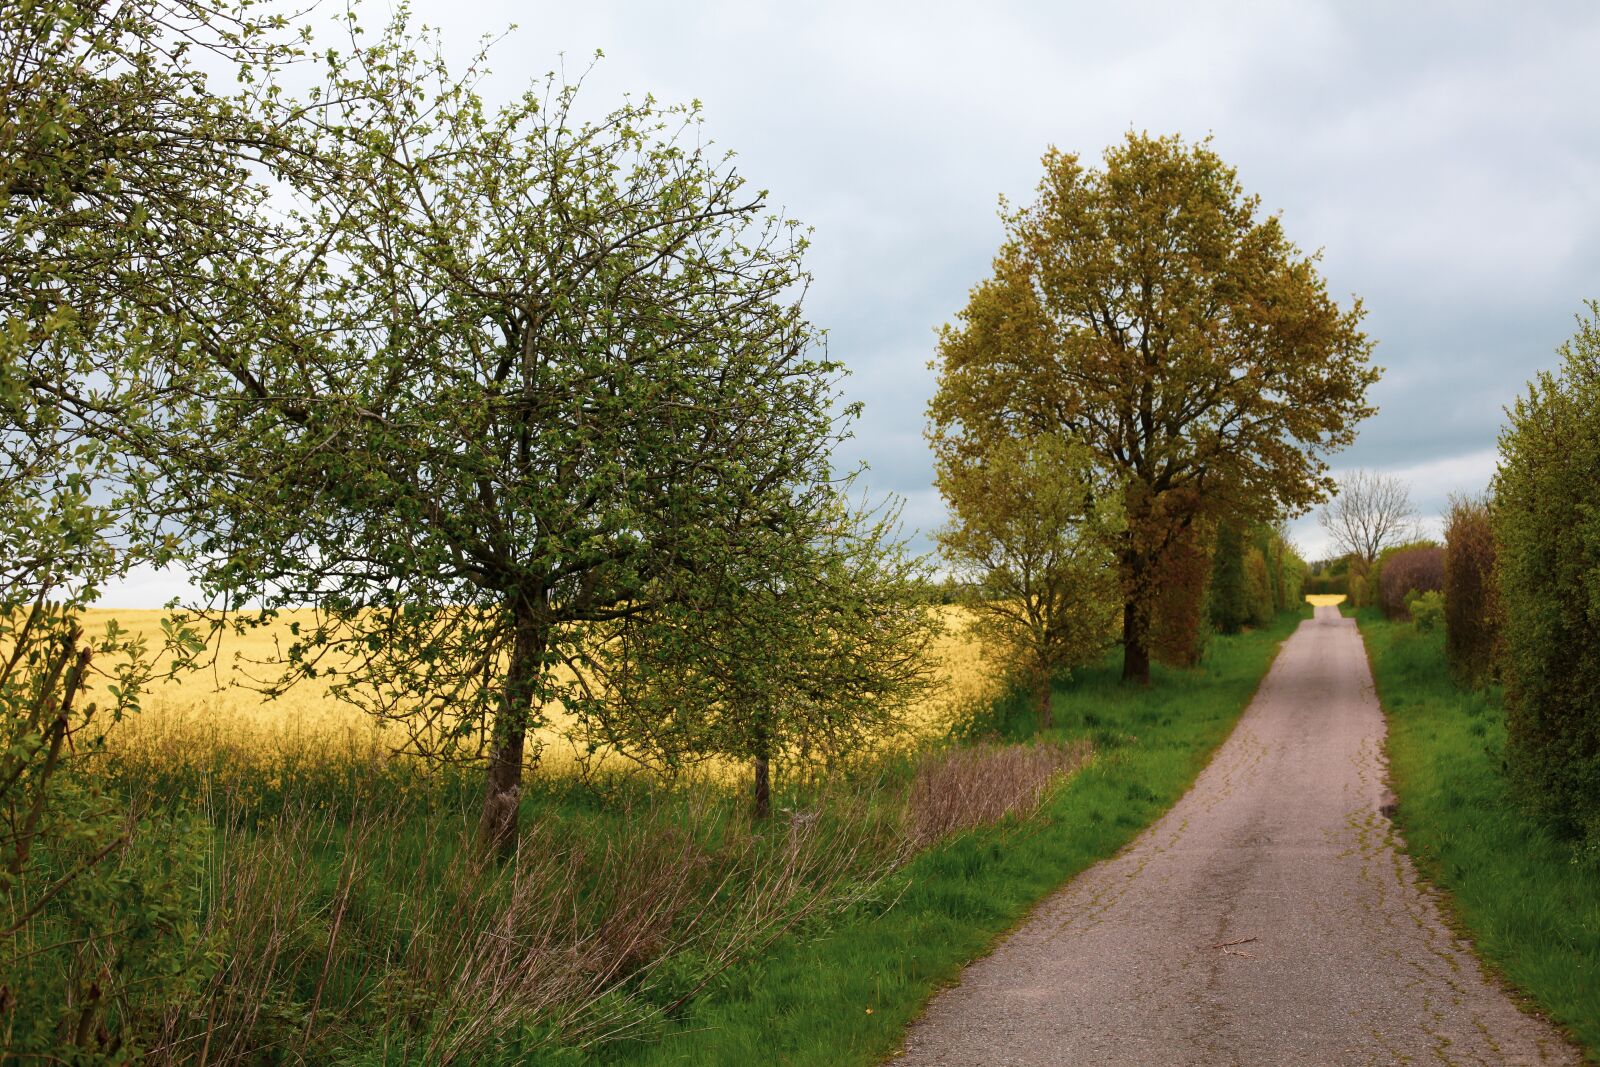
[
  {"xmin": 1357, "ymin": 609, "xmax": 1600, "ymax": 1057},
  {"xmin": 587, "ymin": 609, "xmax": 1305, "ymax": 1067},
  {"xmin": 7, "ymin": 610, "xmax": 1299, "ymax": 1064},
  {"xmin": 7, "ymin": 709, "xmax": 1094, "ymax": 1064}
]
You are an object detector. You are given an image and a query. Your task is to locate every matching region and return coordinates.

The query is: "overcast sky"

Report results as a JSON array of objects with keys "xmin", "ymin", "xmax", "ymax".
[{"xmin": 102, "ymin": 0, "xmax": 1600, "ymax": 605}]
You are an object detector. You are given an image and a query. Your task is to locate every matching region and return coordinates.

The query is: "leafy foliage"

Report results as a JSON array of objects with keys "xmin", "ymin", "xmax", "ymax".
[
  {"xmin": 568, "ymin": 499, "xmax": 941, "ymax": 816},
  {"xmin": 1208, "ymin": 522, "xmax": 1250, "ymax": 635},
  {"xmin": 1376, "ymin": 545, "xmax": 1445, "ymax": 620},
  {"xmin": 1407, "ymin": 590, "xmax": 1445, "ymax": 633},
  {"xmin": 1, "ymin": 3, "xmax": 274, "ymax": 1056},
  {"xmin": 928, "ymin": 133, "xmax": 1376, "ymax": 682},
  {"xmin": 1443, "ymin": 494, "xmax": 1499, "ymax": 687},
  {"xmin": 1493, "ymin": 300, "xmax": 1600, "ymax": 836},
  {"xmin": 143, "ymin": 18, "xmax": 871, "ymax": 850},
  {"xmin": 1149, "ymin": 520, "xmax": 1212, "ymax": 668},
  {"xmin": 935, "ymin": 434, "xmax": 1123, "ymax": 729}
]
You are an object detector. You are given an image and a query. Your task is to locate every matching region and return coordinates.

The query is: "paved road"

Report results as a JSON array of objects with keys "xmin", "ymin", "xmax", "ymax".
[{"xmin": 897, "ymin": 606, "xmax": 1577, "ymax": 1066}]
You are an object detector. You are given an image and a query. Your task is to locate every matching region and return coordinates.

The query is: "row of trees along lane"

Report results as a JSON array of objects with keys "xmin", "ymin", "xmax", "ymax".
[
  {"xmin": 22, "ymin": 13, "xmax": 929, "ymax": 853},
  {"xmin": 929, "ymin": 134, "xmax": 1378, "ymax": 683}
]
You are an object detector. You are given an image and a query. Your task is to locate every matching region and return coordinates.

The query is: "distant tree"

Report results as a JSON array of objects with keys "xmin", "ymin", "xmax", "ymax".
[
  {"xmin": 1443, "ymin": 494, "xmax": 1498, "ymax": 688},
  {"xmin": 156, "ymin": 21, "xmax": 855, "ymax": 855},
  {"xmin": 928, "ymin": 133, "xmax": 1377, "ymax": 685},
  {"xmin": 570, "ymin": 498, "xmax": 940, "ymax": 819},
  {"xmin": 1494, "ymin": 301, "xmax": 1600, "ymax": 837},
  {"xmin": 1318, "ymin": 470, "xmax": 1417, "ymax": 582},
  {"xmin": 935, "ymin": 434, "xmax": 1122, "ymax": 730}
]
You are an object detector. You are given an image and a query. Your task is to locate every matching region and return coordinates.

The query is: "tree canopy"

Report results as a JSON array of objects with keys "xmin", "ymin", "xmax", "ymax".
[
  {"xmin": 131, "ymin": 19, "xmax": 879, "ymax": 852},
  {"xmin": 929, "ymin": 133, "xmax": 1377, "ymax": 683}
]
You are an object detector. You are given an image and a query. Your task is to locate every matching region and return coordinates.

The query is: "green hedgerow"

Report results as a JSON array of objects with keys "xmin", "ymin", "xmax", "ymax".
[{"xmin": 1493, "ymin": 300, "xmax": 1600, "ymax": 837}]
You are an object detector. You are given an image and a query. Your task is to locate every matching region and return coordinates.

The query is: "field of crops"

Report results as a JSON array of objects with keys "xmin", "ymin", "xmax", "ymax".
[{"xmin": 81, "ymin": 606, "xmax": 998, "ymax": 779}]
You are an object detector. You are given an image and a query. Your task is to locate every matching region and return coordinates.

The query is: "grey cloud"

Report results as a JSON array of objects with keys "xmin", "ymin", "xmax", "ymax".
[{"xmin": 96, "ymin": 0, "xmax": 1600, "ymax": 602}]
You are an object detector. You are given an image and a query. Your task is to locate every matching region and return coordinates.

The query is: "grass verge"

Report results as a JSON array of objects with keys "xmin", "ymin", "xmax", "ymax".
[
  {"xmin": 585, "ymin": 609, "xmax": 1306, "ymax": 1067},
  {"xmin": 8, "ymin": 611, "xmax": 1302, "ymax": 1064},
  {"xmin": 1355, "ymin": 608, "xmax": 1600, "ymax": 1058}
]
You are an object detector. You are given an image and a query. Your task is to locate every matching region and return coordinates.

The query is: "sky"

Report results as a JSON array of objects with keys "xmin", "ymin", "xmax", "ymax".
[{"xmin": 100, "ymin": 0, "xmax": 1600, "ymax": 604}]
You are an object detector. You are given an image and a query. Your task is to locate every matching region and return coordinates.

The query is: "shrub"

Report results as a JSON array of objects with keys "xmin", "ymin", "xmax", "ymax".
[
  {"xmin": 1208, "ymin": 522, "xmax": 1249, "ymax": 634},
  {"xmin": 1151, "ymin": 522, "xmax": 1212, "ymax": 668},
  {"xmin": 1494, "ymin": 300, "xmax": 1600, "ymax": 836},
  {"xmin": 1444, "ymin": 494, "xmax": 1499, "ymax": 687},
  {"xmin": 1243, "ymin": 547, "xmax": 1275, "ymax": 626},
  {"xmin": 1407, "ymin": 589, "xmax": 1445, "ymax": 633},
  {"xmin": 1377, "ymin": 544, "xmax": 1444, "ymax": 619}
]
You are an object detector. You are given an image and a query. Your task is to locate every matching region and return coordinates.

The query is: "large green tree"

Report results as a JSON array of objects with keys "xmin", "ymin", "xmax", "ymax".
[
  {"xmin": 156, "ymin": 22, "xmax": 858, "ymax": 853},
  {"xmin": 929, "ymin": 133, "xmax": 1377, "ymax": 683},
  {"xmin": 2, "ymin": 3, "xmax": 278, "ymax": 1051}
]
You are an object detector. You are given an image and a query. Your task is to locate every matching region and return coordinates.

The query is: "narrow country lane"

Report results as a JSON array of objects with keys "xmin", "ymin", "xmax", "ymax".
[{"xmin": 896, "ymin": 606, "xmax": 1577, "ymax": 1066}]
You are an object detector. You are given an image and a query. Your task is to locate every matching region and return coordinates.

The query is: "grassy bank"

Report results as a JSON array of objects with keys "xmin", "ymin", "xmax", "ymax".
[
  {"xmin": 9, "ymin": 612, "xmax": 1302, "ymax": 1064},
  {"xmin": 1355, "ymin": 609, "xmax": 1600, "ymax": 1057},
  {"xmin": 587, "ymin": 608, "xmax": 1307, "ymax": 1067}
]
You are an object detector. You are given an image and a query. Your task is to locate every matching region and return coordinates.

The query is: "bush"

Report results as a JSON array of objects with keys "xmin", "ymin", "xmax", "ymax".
[
  {"xmin": 1444, "ymin": 495, "xmax": 1499, "ymax": 687},
  {"xmin": 1494, "ymin": 300, "xmax": 1600, "ymax": 836},
  {"xmin": 1151, "ymin": 522, "xmax": 1211, "ymax": 668},
  {"xmin": 1407, "ymin": 589, "xmax": 1445, "ymax": 633},
  {"xmin": 1376, "ymin": 544, "xmax": 1444, "ymax": 619},
  {"xmin": 1207, "ymin": 522, "xmax": 1249, "ymax": 634}
]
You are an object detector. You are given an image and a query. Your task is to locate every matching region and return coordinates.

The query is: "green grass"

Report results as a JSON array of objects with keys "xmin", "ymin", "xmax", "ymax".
[
  {"xmin": 1355, "ymin": 608, "xmax": 1600, "ymax": 1059},
  {"xmin": 28, "ymin": 611, "xmax": 1303, "ymax": 1064},
  {"xmin": 583, "ymin": 609, "xmax": 1307, "ymax": 1067}
]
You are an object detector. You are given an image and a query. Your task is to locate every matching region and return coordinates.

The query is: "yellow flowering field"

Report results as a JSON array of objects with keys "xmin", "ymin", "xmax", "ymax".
[
  {"xmin": 1304, "ymin": 594, "xmax": 1348, "ymax": 607},
  {"xmin": 80, "ymin": 606, "xmax": 997, "ymax": 778}
]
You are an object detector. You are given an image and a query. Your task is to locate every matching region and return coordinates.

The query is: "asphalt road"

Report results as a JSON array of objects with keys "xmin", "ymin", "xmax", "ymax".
[{"xmin": 896, "ymin": 605, "xmax": 1577, "ymax": 1066}]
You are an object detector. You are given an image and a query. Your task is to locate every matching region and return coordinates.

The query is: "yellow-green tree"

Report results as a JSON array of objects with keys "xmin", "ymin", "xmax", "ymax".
[
  {"xmin": 929, "ymin": 134, "xmax": 1377, "ymax": 683},
  {"xmin": 935, "ymin": 434, "xmax": 1122, "ymax": 729}
]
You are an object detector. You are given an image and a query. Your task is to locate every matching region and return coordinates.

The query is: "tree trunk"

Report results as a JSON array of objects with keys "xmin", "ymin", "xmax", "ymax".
[
  {"xmin": 1121, "ymin": 596, "xmax": 1152, "ymax": 686},
  {"xmin": 1034, "ymin": 671, "xmax": 1054, "ymax": 731},
  {"xmin": 478, "ymin": 608, "xmax": 547, "ymax": 858},
  {"xmin": 752, "ymin": 753, "xmax": 771, "ymax": 820}
]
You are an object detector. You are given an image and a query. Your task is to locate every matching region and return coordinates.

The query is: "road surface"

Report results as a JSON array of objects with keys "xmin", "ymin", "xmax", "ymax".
[{"xmin": 897, "ymin": 605, "xmax": 1576, "ymax": 1066}]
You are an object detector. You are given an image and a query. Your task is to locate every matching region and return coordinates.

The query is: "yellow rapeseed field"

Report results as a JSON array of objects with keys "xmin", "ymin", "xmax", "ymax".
[
  {"xmin": 1304, "ymin": 594, "xmax": 1348, "ymax": 607},
  {"xmin": 80, "ymin": 605, "xmax": 998, "ymax": 778}
]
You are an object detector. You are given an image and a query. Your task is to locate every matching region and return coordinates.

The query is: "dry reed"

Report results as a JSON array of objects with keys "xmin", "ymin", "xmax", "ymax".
[{"xmin": 905, "ymin": 740, "xmax": 1094, "ymax": 847}]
